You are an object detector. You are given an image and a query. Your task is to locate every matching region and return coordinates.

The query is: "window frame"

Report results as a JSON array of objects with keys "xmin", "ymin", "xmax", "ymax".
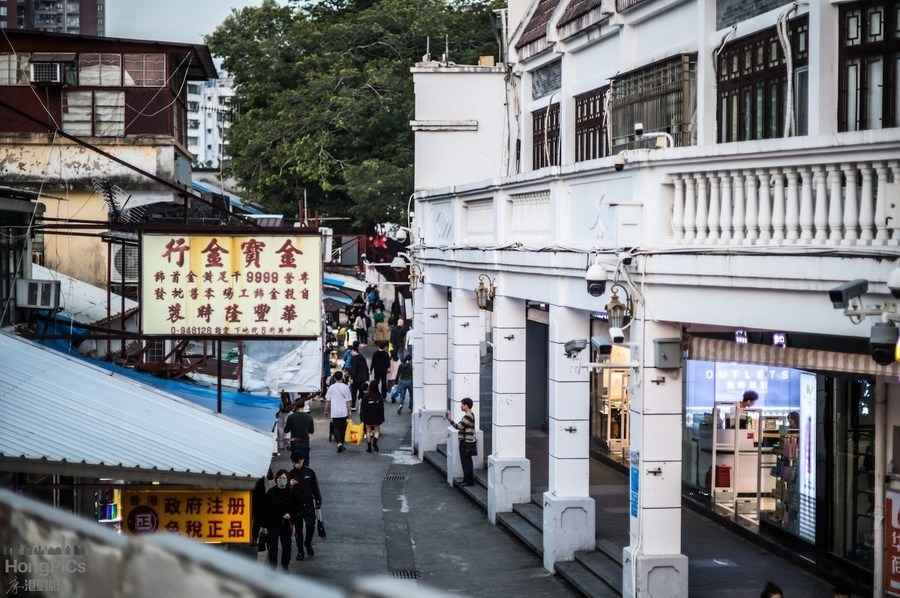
[
  {"xmin": 532, "ymin": 102, "xmax": 561, "ymax": 170},
  {"xmin": 123, "ymin": 53, "xmax": 166, "ymax": 88},
  {"xmin": 78, "ymin": 52, "xmax": 122, "ymax": 87},
  {"xmin": 574, "ymin": 86, "xmax": 609, "ymax": 162}
]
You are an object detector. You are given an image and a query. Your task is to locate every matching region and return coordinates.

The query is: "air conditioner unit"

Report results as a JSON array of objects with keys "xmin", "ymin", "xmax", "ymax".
[
  {"xmin": 15, "ymin": 279, "xmax": 61, "ymax": 310},
  {"xmin": 30, "ymin": 62, "xmax": 62, "ymax": 84},
  {"xmin": 111, "ymin": 244, "xmax": 139, "ymax": 284}
]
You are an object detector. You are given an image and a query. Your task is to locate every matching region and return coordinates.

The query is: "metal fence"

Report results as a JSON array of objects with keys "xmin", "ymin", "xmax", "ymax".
[{"xmin": 615, "ymin": 0, "xmax": 655, "ymax": 11}]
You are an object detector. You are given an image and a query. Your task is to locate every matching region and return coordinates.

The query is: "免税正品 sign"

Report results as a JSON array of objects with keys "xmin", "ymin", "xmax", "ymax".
[
  {"xmin": 140, "ymin": 233, "xmax": 321, "ymax": 338},
  {"xmin": 122, "ymin": 489, "xmax": 252, "ymax": 544}
]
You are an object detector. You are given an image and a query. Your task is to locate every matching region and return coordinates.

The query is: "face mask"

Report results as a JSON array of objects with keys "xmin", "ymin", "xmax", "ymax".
[{"xmin": 276, "ymin": 478, "xmax": 287, "ymax": 489}]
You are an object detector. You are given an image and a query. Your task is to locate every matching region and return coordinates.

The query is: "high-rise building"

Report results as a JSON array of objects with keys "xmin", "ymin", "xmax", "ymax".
[
  {"xmin": 0, "ymin": 1, "xmax": 105, "ymax": 36},
  {"xmin": 187, "ymin": 76, "xmax": 234, "ymax": 169}
]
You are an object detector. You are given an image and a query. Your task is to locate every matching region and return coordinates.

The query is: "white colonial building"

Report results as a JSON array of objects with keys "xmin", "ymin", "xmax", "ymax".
[{"xmin": 409, "ymin": 1, "xmax": 900, "ymax": 597}]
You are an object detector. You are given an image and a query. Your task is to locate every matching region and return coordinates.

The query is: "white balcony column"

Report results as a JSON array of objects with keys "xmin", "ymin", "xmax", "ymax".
[
  {"xmin": 799, "ymin": 167, "xmax": 814, "ymax": 243},
  {"xmin": 827, "ymin": 165, "xmax": 844, "ymax": 245},
  {"xmin": 623, "ymin": 319, "xmax": 688, "ymax": 598},
  {"xmin": 693, "ymin": 174, "xmax": 708, "ymax": 244},
  {"xmin": 784, "ymin": 168, "xmax": 800, "ymax": 243},
  {"xmin": 718, "ymin": 173, "xmax": 733, "ymax": 244},
  {"xmin": 890, "ymin": 161, "xmax": 900, "ymax": 246},
  {"xmin": 771, "ymin": 169, "xmax": 786, "ymax": 244},
  {"xmin": 446, "ymin": 288, "xmax": 485, "ymax": 484},
  {"xmin": 841, "ymin": 164, "xmax": 860, "ymax": 246},
  {"xmin": 808, "ymin": 0, "xmax": 839, "ymax": 136},
  {"xmin": 543, "ymin": 305, "xmax": 595, "ymax": 572},
  {"xmin": 411, "ymin": 285, "xmax": 425, "ymax": 450},
  {"xmin": 488, "ymin": 295, "xmax": 530, "ymax": 524},
  {"xmin": 671, "ymin": 175, "xmax": 685, "ymax": 243},
  {"xmin": 743, "ymin": 170, "xmax": 758, "ymax": 245},
  {"xmin": 707, "ymin": 174, "xmax": 721, "ymax": 244},
  {"xmin": 874, "ymin": 162, "xmax": 890, "ymax": 246},
  {"xmin": 813, "ymin": 165, "xmax": 829, "ymax": 244},
  {"xmin": 731, "ymin": 171, "xmax": 745, "ymax": 245},
  {"xmin": 683, "ymin": 175, "xmax": 696, "ymax": 243},
  {"xmin": 859, "ymin": 163, "xmax": 875, "ymax": 244},
  {"xmin": 757, "ymin": 169, "xmax": 772, "ymax": 243},
  {"xmin": 416, "ymin": 282, "xmax": 449, "ymax": 460}
]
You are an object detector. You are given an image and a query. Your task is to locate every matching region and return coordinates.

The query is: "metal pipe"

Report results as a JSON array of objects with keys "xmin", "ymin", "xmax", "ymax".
[{"xmin": 216, "ymin": 340, "xmax": 223, "ymax": 414}]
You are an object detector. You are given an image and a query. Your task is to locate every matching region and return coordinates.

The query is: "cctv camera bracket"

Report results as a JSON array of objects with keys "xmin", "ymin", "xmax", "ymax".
[{"xmin": 844, "ymin": 301, "xmax": 899, "ymax": 321}]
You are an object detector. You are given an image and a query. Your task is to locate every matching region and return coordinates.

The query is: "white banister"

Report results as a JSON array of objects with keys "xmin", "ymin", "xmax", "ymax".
[
  {"xmin": 708, "ymin": 175, "xmax": 721, "ymax": 244},
  {"xmin": 772, "ymin": 169, "xmax": 786, "ymax": 243},
  {"xmin": 859, "ymin": 163, "xmax": 875, "ymax": 244},
  {"xmin": 694, "ymin": 174, "xmax": 708, "ymax": 244},
  {"xmin": 799, "ymin": 167, "xmax": 814, "ymax": 243},
  {"xmin": 890, "ymin": 161, "xmax": 900, "ymax": 246},
  {"xmin": 784, "ymin": 168, "xmax": 800, "ymax": 243},
  {"xmin": 813, "ymin": 166, "xmax": 828, "ymax": 244},
  {"xmin": 672, "ymin": 175, "xmax": 685, "ymax": 242},
  {"xmin": 757, "ymin": 169, "xmax": 772, "ymax": 244},
  {"xmin": 719, "ymin": 173, "xmax": 733, "ymax": 244},
  {"xmin": 744, "ymin": 170, "xmax": 758, "ymax": 245},
  {"xmin": 874, "ymin": 162, "xmax": 889, "ymax": 246},
  {"xmin": 827, "ymin": 165, "xmax": 844, "ymax": 244},
  {"xmin": 732, "ymin": 170, "xmax": 745, "ymax": 245},
  {"xmin": 841, "ymin": 164, "xmax": 859, "ymax": 246},
  {"xmin": 683, "ymin": 174, "xmax": 696, "ymax": 243}
]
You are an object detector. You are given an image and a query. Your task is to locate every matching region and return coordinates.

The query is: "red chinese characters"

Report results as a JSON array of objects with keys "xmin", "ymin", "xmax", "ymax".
[
  {"xmin": 201, "ymin": 239, "xmax": 229, "ymax": 268},
  {"xmin": 240, "ymin": 239, "xmax": 266, "ymax": 268},
  {"xmin": 161, "ymin": 238, "xmax": 189, "ymax": 267},
  {"xmin": 275, "ymin": 239, "xmax": 302, "ymax": 268}
]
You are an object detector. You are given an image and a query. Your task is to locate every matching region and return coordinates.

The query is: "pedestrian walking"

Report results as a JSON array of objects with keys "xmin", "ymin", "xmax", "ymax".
[
  {"xmin": 275, "ymin": 391, "xmax": 291, "ymax": 453},
  {"xmin": 390, "ymin": 295, "xmax": 402, "ymax": 322},
  {"xmin": 360, "ymin": 382, "xmax": 385, "ymax": 453},
  {"xmin": 321, "ymin": 345, "xmax": 332, "ymax": 392},
  {"xmin": 349, "ymin": 342, "xmax": 369, "ymax": 410},
  {"xmin": 371, "ymin": 342, "xmax": 391, "ymax": 399},
  {"xmin": 388, "ymin": 350, "xmax": 400, "ymax": 393},
  {"xmin": 447, "ymin": 398, "xmax": 477, "ymax": 486},
  {"xmin": 251, "ymin": 471, "xmax": 271, "ymax": 553},
  {"xmin": 373, "ymin": 308, "xmax": 390, "ymax": 344},
  {"xmin": 390, "ymin": 318, "xmax": 407, "ymax": 359},
  {"xmin": 287, "ymin": 454, "xmax": 321, "ymax": 561},
  {"xmin": 284, "ymin": 398, "xmax": 314, "ymax": 465},
  {"xmin": 354, "ymin": 311, "xmax": 368, "ymax": 345},
  {"xmin": 395, "ymin": 355, "xmax": 413, "ymax": 414},
  {"xmin": 325, "ymin": 371, "xmax": 352, "ymax": 453},
  {"xmin": 264, "ymin": 469, "xmax": 294, "ymax": 570}
]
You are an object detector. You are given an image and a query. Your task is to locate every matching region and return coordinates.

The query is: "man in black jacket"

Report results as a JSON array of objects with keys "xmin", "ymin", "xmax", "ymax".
[
  {"xmin": 390, "ymin": 318, "xmax": 407, "ymax": 359},
  {"xmin": 284, "ymin": 399, "xmax": 314, "ymax": 465},
  {"xmin": 371, "ymin": 342, "xmax": 391, "ymax": 399},
  {"xmin": 288, "ymin": 454, "xmax": 322, "ymax": 561},
  {"xmin": 349, "ymin": 342, "xmax": 369, "ymax": 411}
]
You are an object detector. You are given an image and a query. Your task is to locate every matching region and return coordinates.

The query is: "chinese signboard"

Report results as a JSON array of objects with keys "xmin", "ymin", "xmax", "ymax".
[
  {"xmin": 140, "ymin": 233, "xmax": 321, "ymax": 338},
  {"xmin": 122, "ymin": 489, "xmax": 252, "ymax": 544},
  {"xmin": 886, "ymin": 488, "xmax": 900, "ymax": 596}
]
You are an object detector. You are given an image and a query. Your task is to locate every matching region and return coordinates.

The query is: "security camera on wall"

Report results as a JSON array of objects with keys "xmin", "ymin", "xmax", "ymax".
[
  {"xmin": 585, "ymin": 257, "xmax": 608, "ymax": 297},
  {"xmin": 888, "ymin": 263, "xmax": 900, "ymax": 299},
  {"xmin": 609, "ymin": 326, "xmax": 625, "ymax": 345}
]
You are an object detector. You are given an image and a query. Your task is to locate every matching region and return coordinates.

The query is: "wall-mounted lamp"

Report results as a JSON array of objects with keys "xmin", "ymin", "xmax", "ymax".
[
  {"xmin": 409, "ymin": 263, "xmax": 424, "ymax": 291},
  {"xmin": 475, "ymin": 274, "xmax": 496, "ymax": 311}
]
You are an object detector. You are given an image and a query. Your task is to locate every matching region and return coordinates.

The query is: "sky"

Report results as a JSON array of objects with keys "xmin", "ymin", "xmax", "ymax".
[{"xmin": 106, "ymin": 0, "xmax": 285, "ymax": 45}]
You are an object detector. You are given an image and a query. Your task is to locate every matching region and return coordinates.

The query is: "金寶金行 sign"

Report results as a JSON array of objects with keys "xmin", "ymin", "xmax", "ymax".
[
  {"xmin": 122, "ymin": 489, "xmax": 252, "ymax": 544},
  {"xmin": 140, "ymin": 233, "xmax": 321, "ymax": 338}
]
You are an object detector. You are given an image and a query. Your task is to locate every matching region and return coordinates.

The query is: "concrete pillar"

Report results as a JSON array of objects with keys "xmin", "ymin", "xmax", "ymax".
[
  {"xmin": 543, "ymin": 305, "xmax": 595, "ymax": 572},
  {"xmin": 695, "ymin": 0, "xmax": 717, "ymax": 146},
  {"xmin": 447, "ymin": 288, "xmax": 485, "ymax": 484},
  {"xmin": 414, "ymin": 283, "xmax": 448, "ymax": 460},
  {"xmin": 808, "ymin": 1, "xmax": 839, "ymax": 136},
  {"xmin": 411, "ymin": 285, "xmax": 425, "ymax": 452},
  {"xmin": 622, "ymin": 320, "xmax": 688, "ymax": 598},
  {"xmin": 487, "ymin": 295, "xmax": 530, "ymax": 524}
]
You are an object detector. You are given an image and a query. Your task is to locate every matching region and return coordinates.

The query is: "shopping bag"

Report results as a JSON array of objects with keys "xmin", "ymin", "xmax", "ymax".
[
  {"xmin": 344, "ymin": 421, "xmax": 364, "ymax": 445},
  {"xmin": 316, "ymin": 508, "xmax": 326, "ymax": 539}
]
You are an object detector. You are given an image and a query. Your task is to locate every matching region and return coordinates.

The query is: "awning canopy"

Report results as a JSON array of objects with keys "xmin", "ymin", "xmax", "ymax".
[{"xmin": 689, "ymin": 337, "xmax": 900, "ymax": 377}]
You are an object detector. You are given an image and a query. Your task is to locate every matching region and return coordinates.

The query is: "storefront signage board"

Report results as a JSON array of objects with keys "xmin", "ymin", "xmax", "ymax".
[
  {"xmin": 122, "ymin": 489, "xmax": 252, "ymax": 544},
  {"xmin": 629, "ymin": 449, "xmax": 639, "ymax": 518},
  {"xmin": 140, "ymin": 231, "xmax": 321, "ymax": 339},
  {"xmin": 886, "ymin": 488, "xmax": 900, "ymax": 596}
]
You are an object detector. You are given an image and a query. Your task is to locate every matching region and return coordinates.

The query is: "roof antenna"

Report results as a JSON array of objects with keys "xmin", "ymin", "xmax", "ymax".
[
  {"xmin": 442, "ymin": 35, "xmax": 449, "ymax": 65},
  {"xmin": 422, "ymin": 36, "xmax": 431, "ymax": 62}
]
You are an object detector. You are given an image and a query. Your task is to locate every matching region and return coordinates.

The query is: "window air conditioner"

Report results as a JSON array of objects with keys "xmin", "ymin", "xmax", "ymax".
[
  {"xmin": 111, "ymin": 244, "xmax": 139, "ymax": 284},
  {"xmin": 15, "ymin": 279, "xmax": 61, "ymax": 310},
  {"xmin": 30, "ymin": 62, "xmax": 61, "ymax": 84}
]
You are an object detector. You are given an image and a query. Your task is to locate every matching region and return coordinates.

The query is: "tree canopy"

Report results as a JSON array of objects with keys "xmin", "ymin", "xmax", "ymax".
[{"xmin": 207, "ymin": 0, "xmax": 501, "ymax": 228}]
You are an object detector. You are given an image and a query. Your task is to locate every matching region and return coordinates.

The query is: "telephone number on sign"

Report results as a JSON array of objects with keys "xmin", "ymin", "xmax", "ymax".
[{"xmin": 171, "ymin": 326, "xmax": 214, "ymax": 335}]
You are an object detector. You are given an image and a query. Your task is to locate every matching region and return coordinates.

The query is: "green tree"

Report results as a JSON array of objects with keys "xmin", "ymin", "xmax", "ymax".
[{"xmin": 207, "ymin": 0, "xmax": 500, "ymax": 228}]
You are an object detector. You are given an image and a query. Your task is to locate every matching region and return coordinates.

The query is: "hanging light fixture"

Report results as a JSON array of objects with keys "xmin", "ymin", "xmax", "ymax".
[
  {"xmin": 408, "ymin": 263, "xmax": 423, "ymax": 291},
  {"xmin": 605, "ymin": 284, "xmax": 632, "ymax": 329},
  {"xmin": 475, "ymin": 274, "xmax": 496, "ymax": 311}
]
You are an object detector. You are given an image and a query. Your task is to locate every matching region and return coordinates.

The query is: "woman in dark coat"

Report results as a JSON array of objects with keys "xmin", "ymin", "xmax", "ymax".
[
  {"xmin": 359, "ymin": 382, "xmax": 385, "ymax": 453},
  {"xmin": 265, "ymin": 469, "xmax": 294, "ymax": 570}
]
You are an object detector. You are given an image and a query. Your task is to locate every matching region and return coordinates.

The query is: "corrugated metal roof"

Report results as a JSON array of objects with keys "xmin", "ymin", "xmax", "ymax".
[
  {"xmin": 516, "ymin": 0, "xmax": 562, "ymax": 49},
  {"xmin": 557, "ymin": 0, "xmax": 603, "ymax": 28},
  {"xmin": 0, "ymin": 334, "xmax": 273, "ymax": 482}
]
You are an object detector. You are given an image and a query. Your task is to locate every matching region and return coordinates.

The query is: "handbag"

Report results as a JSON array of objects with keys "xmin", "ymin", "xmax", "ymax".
[
  {"xmin": 316, "ymin": 508, "xmax": 326, "ymax": 539},
  {"xmin": 461, "ymin": 441, "xmax": 477, "ymax": 457}
]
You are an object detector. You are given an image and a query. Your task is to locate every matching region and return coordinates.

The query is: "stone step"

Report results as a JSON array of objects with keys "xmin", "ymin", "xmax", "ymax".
[
  {"xmin": 496, "ymin": 511, "xmax": 544, "ymax": 556},
  {"xmin": 436, "ymin": 443, "xmax": 447, "ymax": 457},
  {"xmin": 455, "ymin": 479, "xmax": 488, "ymax": 511},
  {"xmin": 595, "ymin": 538, "xmax": 624, "ymax": 566},
  {"xmin": 512, "ymin": 501, "xmax": 543, "ymax": 531},
  {"xmin": 574, "ymin": 550, "xmax": 623, "ymax": 595},
  {"xmin": 555, "ymin": 560, "xmax": 621, "ymax": 598},
  {"xmin": 423, "ymin": 450, "xmax": 447, "ymax": 475},
  {"xmin": 474, "ymin": 467, "xmax": 488, "ymax": 488}
]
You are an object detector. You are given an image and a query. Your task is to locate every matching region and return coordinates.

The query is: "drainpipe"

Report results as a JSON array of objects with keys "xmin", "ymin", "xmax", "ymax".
[{"xmin": 874, "ymin": 379, "xmax": 887, "ymax": 598}]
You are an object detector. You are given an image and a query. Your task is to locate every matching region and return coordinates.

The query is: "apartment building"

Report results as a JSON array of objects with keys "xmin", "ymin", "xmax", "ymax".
[
  {"xmin": 0, "ymin": 0, "xmax": 105, "ymax": 36},
  {"xmin": 187, "ymin": 76, "xmax": 233, "ymax": 169}
]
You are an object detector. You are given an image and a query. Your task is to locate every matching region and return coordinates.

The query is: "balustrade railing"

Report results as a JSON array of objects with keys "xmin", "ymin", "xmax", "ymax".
[{"xmin": 668, "ymin": 161, "xmax": 899, "ymax": 247}]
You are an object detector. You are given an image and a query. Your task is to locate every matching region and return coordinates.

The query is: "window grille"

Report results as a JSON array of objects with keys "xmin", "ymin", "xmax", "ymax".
[
  {"xmin": 575, "ymin": 86, "xmax": 608, "ymax": 162},
  {"xmin": 78, "ymin": 53, "xmax": 121, "ymax": 86},
  {"xmin": 609, "ymin": 53, "xmax": 697, "ymax": 151},
  {"xmin": 838, "ymin": 1, "xmax": 900, "ymax": 131},
  {"xmin": 62, "ymin": 90, "xmax": 124, "ymax": 136},
  {"xmin": 532, "ymin": 102, "xmax": 560, "ymax": 170},
  {"xmin": 123, "ymin": 53, "xmax": 165, "ymax": 87},
  {"xmin": 717, "ymin": 15, "xmax": 809, "ymax": 142},
  {"xmin": 616, "ymin": 0, "xmax": 655, "ymax": 11},
  {"xmin": 0, "ymin": 53, "xmax": 29, "ymax": 86}
]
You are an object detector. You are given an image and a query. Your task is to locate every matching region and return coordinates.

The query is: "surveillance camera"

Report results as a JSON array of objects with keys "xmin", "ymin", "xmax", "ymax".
[
  {"xmin": 888, "ymin": 265, "xmax": 900, "ymax": 299},
  {"xmin": 613, "ymin": 153, "xmax": 626, "ymax": 172},
  {"xmin": 585, "ymin": 259, "xmax": 608, "ymax": 297},
  {"xmin": 610, "ymin": 327, "xmax": 625, "ymax": 344},
  {"xmin": 634, "ymin": 122, "xmax": 644, "ymax": 138},
  {"xmin": 564, "ymin": 339, "xmax": 588, "ymax": 359},
  {"xmin": 870, "ymin": 321, "xmax": 898, "ymax": 366},
  {"xmin": 829, "ymin": 279, "xmax": 869, "ymax": 309},
  {"xmin": 591, "ymin": 337, "xmax": 612, "ymax": 356}
]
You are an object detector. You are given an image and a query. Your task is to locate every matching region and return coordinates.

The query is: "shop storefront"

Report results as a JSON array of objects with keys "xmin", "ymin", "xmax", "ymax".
[
  {"xmin": 683, "ymin": 336, "xmax": 899, "ymax": 589},
  {"xmin": 590, "ymin": 316, "xmax": 631, "ymax": 465}
]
